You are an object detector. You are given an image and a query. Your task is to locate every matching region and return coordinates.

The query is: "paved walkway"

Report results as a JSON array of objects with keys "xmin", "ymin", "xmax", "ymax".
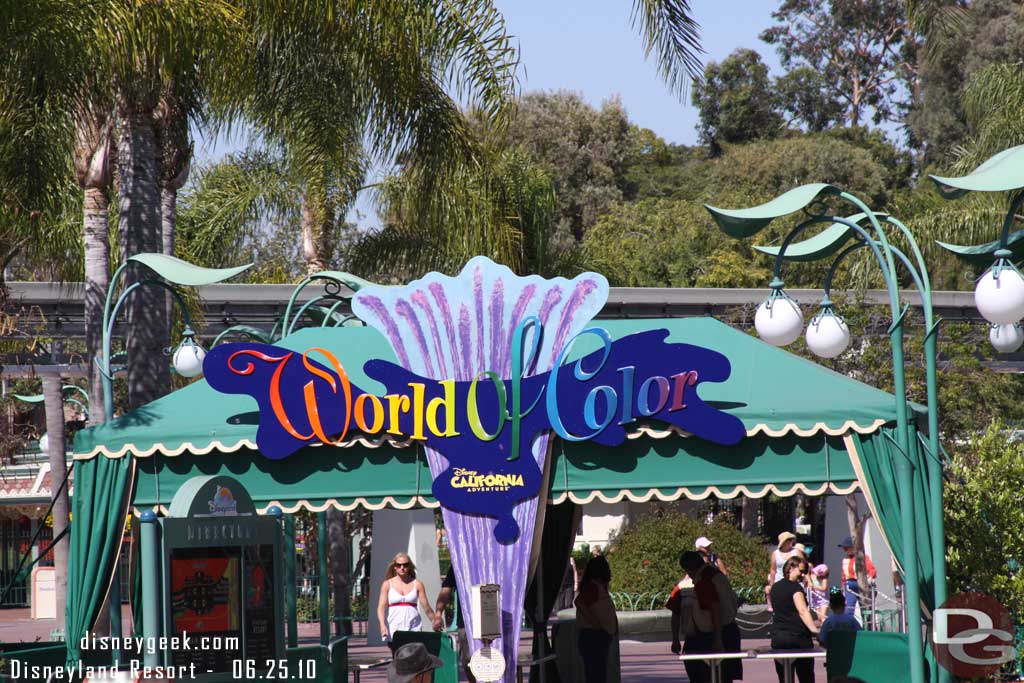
[{"xmin": 0, "ymin": 609, "xmax": 825, "ymax": 682}]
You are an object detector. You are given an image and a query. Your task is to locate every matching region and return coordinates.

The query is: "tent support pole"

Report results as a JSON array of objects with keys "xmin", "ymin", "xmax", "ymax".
[
  {"xmin": 318, "ymin": 510, "xmax": 329, "ymax": 645},
  {"xmin": 285, "ymin": 514, "xmax": 298, "ymax": 648},
  {"xmin": 140, "ymin": 511, "xmax": 161, "ymax": 669}
]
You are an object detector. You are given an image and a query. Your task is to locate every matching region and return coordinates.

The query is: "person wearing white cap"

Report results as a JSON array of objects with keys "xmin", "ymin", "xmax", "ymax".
[{"xmin": 695, "ymin": 536, "xmax": 729, "ymax": 576}]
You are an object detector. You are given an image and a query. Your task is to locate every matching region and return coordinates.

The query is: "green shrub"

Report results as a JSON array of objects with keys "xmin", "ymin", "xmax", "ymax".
[
  {"xmin": 296, "ymin": 594, "xmax": 333, "ymax": 623},
  {"xmin": 605, "ymin": 510, "xmax": 768, "ymax": 603},
  {"xmin": 946, "ymin": 420, "xmax": 1024, "ymax": 620}
]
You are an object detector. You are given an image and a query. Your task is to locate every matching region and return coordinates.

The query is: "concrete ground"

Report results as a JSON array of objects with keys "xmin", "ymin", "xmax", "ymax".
[{"xmin": 0, "ymin": 609, "xmax": 826, "ymax": 682}]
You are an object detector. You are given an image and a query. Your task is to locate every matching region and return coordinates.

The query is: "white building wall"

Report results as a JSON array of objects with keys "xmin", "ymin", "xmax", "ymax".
[{"xmin": 574, "ymin": 501, "xmax": 628, "ymax": 550}]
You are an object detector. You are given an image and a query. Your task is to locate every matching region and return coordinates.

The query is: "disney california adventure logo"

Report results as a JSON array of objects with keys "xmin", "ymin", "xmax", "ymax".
[{"xmin": 449, "ymin": 467, "xmax": 525, "ymax": 493}]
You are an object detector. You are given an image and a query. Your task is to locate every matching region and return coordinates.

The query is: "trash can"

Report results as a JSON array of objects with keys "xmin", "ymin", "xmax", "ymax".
[{"xmin": 552, "ymin": 609, "xmax": 621, "ymax": 683}]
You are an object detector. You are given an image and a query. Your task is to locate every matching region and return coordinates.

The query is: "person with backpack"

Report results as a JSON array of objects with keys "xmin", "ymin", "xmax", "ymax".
[{"xmin": 668, "ymin": 550, "xmax": 742, "ymax": 683}]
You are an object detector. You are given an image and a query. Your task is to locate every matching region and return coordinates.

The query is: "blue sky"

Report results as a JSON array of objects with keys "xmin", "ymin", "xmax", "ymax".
[{"xmin": 493, "ymin": 0, "xmax": 780, "ymax": 144}]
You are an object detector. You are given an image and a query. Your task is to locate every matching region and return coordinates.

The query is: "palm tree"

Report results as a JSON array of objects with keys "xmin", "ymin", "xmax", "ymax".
[
  {"xmin": 350, "ymin": 146, "xmax": 558, "ymax": 280},
  {"xmin": 41, "ymin": 376, "xmax": 70, "ymax": 629},
  {"xmin": 0, "ymin": 8, "xmax": 83, "ymax": 287},
  {"xmin": 74, "ymin": 102, "xmax": 115, "ymax": 425}
]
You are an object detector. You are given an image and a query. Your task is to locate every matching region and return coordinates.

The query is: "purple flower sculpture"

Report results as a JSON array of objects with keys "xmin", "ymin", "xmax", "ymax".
[{"xmin": 352, "ymin": 257, "xmax": 608, "ymax": 680}]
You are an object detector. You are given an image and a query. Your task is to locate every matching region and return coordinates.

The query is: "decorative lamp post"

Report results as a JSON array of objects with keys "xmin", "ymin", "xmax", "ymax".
[
  {"xmin": 705, "ymin": 185, "xmax": 944, "ymax": 683},
  {"xmin": 97, "ymin": 253, "xmax": 251, "ymax": 658},
  {"xmin": 13, "ymin": 383, "xmax": 92, "ymax": 437},
  {"xmin": 929, "ymin": 144, "xmax": 1024, "ymax": 349}
]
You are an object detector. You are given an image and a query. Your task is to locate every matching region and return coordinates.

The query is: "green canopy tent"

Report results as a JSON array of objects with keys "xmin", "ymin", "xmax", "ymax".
[{"xmin": 67, "ymin": 316, "xmax": 938, "ymax": 668}]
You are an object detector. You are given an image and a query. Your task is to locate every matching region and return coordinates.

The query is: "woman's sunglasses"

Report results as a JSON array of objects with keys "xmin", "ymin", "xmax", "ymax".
[{"xmin": 396, "ymin": 562, "xmax": 411, "ymax": 568}]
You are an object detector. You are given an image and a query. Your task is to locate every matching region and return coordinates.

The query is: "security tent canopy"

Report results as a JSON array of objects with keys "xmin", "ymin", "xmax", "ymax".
[
  {"xmin": 75, "ymin": 317, "xmax": 908, "ymax": 511},
  {"xmin": 67, "ymin": 314, "xmax": 941, "ymax": 673}
]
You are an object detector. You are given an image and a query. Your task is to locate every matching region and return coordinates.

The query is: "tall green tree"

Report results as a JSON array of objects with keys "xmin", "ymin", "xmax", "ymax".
[
  {"xmin": 0, "ymin": 3, "xmax": 83, "ymax": 288},
  {"xmin": 691, "ymin": 49, "xmax": 783, "ymax": 154},
  {"xmin": 761, "ymin": 0, "xmax": 916, "ymax": 127},
  {"xmin": 907, "ymin": 0, "xmax": 1022, "ymax": 166},
  {"xmin": 504, "ymin": 92, "xmax": 637, "ymax": 247},
  {"xmin": 774, "ymin": 66, "xmax": 847, "ymax": 132}
]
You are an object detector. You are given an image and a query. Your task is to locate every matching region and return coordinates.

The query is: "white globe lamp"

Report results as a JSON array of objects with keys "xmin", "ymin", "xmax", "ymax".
[
  {"xmin": 173, "ymin": 328, "xmax": 207, "ymax": 378},
  {"xmin": 975, "ymin": 264, "xmax": 1024, "ymax": 325},
  {"xmin": 38, "ymin": 433, "xmax": 48, "ymax": 453},
  {"xmin": 805, "ymin": 307, "xmax": 851, "ymax": 359},
  {"xmin": 755, "ymin": 291, "xmax": 803, "ymax": 347},
  {"xmin": 990, "ymin": 323, "xmax": 1024, "ymax": 354}
]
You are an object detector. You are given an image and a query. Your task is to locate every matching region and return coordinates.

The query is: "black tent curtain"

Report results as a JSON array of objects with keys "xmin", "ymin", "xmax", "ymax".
[{"xmin": 525, "ymin": 501, "xmax": 580, "ymax": 683}]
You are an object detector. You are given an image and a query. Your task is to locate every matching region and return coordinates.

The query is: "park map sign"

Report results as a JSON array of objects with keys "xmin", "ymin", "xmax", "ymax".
[{"xmin": 204, "ymin": 257, "xmax": 744, "ymax": 680}]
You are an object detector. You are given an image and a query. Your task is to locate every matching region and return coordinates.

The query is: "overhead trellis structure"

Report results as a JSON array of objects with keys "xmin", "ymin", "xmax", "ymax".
[{"xmin": 76, "ymin": 317, "xmax": 907, "ymax": 512}]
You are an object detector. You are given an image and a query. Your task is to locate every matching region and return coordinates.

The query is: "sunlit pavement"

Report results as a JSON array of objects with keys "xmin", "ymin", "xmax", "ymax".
[{"xmin": 0, "ymin": 610, "xmax": 823, "ymax": 682}]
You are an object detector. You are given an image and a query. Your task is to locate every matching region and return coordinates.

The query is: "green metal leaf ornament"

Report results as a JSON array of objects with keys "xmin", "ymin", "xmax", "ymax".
[
  {"xmin": 704, "ymin": 183, "xmax": 842, "ymax": 238},
  {"xmin": 127, "ymin": 253, "xmax": 252, "ymax": 286}
]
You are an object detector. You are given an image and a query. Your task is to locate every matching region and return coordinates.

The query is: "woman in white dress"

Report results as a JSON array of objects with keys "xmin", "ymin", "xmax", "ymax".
[{"xmin": 376, "ymin": 553, "xmax": 434, "ymax": 650}]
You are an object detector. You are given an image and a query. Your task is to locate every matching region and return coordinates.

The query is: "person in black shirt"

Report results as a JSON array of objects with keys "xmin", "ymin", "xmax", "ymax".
[
  {"xmin": 769, "ymin": 556, "xmax": 820, "ymax": 683},
  {"xmin": 432, "ymin": 568, "xmax": 476, "ymax": 683}
]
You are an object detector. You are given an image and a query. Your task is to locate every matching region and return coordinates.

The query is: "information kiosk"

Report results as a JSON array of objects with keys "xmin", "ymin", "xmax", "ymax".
[{"xmin": 160, "ymin": 475, "xmax": 285, "ymax": 682}]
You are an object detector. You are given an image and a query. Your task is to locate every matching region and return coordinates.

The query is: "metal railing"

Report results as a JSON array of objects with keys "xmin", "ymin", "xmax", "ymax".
[{"xmin": 609, "ymin": 587, "xmax": 765, "ymax": 612}]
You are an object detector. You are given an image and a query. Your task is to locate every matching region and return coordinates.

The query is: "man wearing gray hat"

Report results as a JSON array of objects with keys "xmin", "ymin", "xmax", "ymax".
[{"xmin": 388, "ymin": 642, "xmax": 443, "ymax": 683}]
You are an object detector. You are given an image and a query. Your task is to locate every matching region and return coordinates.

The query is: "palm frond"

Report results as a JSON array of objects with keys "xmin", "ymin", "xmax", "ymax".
[
  {"xmin": 349, "ymin": 148, "xmax": 556, "ymax": 281},
  {"xmin": 630, "ymin": 0, "xmax": 703, "ymax": 98},
  {"xmin": 956, "ymin": 63, "xmax": 1024, "ymax": 171}
]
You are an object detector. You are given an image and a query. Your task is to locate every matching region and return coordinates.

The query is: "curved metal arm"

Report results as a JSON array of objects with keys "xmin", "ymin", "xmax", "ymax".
[
  {"xmin": 65, "ymin": 398, "xmax": 89, "ymax": 418},
  {"xmin": 101, "ymin": 279, "xmax": 193, "ymax": 421},
  {"xmin": 823, "ymin": 240, "xmax": 870, "ymax": 296},
  {"xmin": 287, "ymin": 294, "xmax": 332, "ymax": 336},
  {"xmin": 321, "ymin": 298, "xmax": 349, "ymax": 327},
  {"xmin": 774, "ymin": 215, "xmax": 900, "ymax": 320},
  {"xmin": 62, "ymin": 384, "xmax": 90, "ymax": 404},
  {"xmin": 999, "ymin": 190, "xmax": 1024, "ymax": 249},
  {"xmin": 280, "ymin": 272, "xmax": 363, "ymax": 335},
  {"xmin": 769, "ymin": 215, "xmax": 841, "ymax": 281}
]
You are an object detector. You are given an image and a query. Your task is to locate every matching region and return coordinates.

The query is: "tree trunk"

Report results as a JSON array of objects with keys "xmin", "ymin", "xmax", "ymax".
[
  {"xmin": 117, "ymin": 97, "xmax": 170, "ymax": 409},
  {"xmin": 154, "ymin": 90, "xmax": 189, "ymax": 336},
  {"xmin": 845, "ymin": 494, "xmax": 871, "ymax": 610},
  {"xmin": 83, "ymin": 188, "xmax": 110, "ymax": 425},
  {"xmin": 327, "ymin": 509, "xmax": 352, "ymax": 636},
  {"xmin": 42, "ymin": 376, "xmax": 69, "ymax": 628},
  {"xmin": 160, "ymin": 186, "xmax": 177, "ymax": 331},
  {"xmin": 75, "ymin": 109, "xmax": 114, "ymax": 426},
  {"xmin": 740, "ymin": 497, "xmax": 759, "ymax": 535},
  {"xmin": 300, "ymin": 180, "xmax": 332, "ymax": 275}
]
